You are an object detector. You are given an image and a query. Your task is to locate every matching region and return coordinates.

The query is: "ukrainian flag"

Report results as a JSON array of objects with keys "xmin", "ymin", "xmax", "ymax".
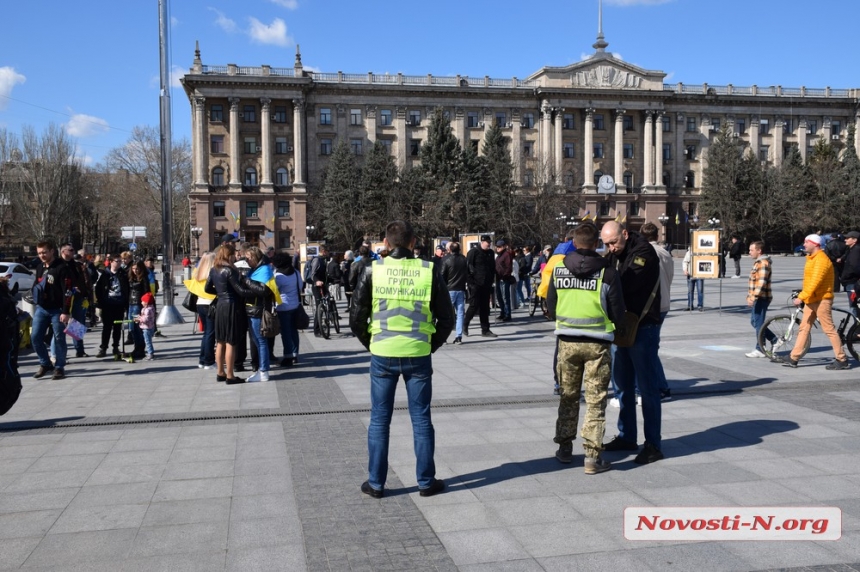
[{"xmin": 250, "ymin": 264, "xmax": 283, "ymax": 305}]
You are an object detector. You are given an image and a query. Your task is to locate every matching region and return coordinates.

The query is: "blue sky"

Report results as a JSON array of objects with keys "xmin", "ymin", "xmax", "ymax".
[{"xmin": 2, "ymin": 0, "xmax": 857, "ymax": 166}]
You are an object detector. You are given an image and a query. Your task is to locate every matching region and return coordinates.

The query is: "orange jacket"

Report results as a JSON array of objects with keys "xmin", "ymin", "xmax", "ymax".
[{"xmin": 799, "ymin": 249, "xmax": 834, "ymax": 304}]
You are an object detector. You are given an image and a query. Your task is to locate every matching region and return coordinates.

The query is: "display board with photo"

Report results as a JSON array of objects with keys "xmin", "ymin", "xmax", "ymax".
[
  {"xmin": 692, "ymin": 254, "xmax": 720, "ymax": 279},
  {"xmin": 692, "ymin": 230, "xmax": 720, "ymax": 254}
]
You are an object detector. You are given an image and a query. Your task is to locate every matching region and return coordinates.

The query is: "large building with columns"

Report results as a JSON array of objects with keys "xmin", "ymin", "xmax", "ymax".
[{"xmin": 181, "ymin": 34, "xmax": 859, "ymax": 250}]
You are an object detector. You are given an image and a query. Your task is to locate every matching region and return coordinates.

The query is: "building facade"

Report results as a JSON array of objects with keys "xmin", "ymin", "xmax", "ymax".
[{"xmin": 181, "ymin": 35, "xmax": 859, "ymax": 250}]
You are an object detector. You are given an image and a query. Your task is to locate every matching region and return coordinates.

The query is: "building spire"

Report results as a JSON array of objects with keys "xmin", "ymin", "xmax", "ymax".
[{"xmin": 592, "ymin": 0, "xmax": 609, "ymax": 53}]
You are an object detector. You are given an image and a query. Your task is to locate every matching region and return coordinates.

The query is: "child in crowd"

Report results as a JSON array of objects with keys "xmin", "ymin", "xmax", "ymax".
[{"xmin": 136, "ymin": 292, "xmax": 157, "ymax": 360}]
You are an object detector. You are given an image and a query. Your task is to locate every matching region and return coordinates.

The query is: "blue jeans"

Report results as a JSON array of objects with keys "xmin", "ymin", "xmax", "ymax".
[
  {"xmin": 448, "ymin": 291, "xmax": 465, "ymax": 337},
  {"xmin": 128, "ymin": 304, "xmax": 143, "ymax": 347},
  {"xmin": 613, "ymin": 324, "xmax": 662, "ymax": 449},
  {"xmin": 277, "ymin": 308, "xmax": 300, "ymax": 358},
  {"xmin": 142, "ymin": 329, "xmax": 154, "ymax": 356},
  {"xmin": 368, "ymin": 355, "xmax": 436, "ymax": 490},
  {"xmin": 248, "ymin": 316, "xmax": 270, "ymax": 372},
  {"xmin": 687, "ymin": 277, "xmax": 704, "ymax": 309},
  {"xmin": 518, "ymin": 277, "xmax": 531, "ymax": 304},
  {"xmin": 32, "ymin": 306, "xmax": 66, "ymax": 369},
  {"xmin": 495, "ymin": 280, "xmax": 513, "ymax": 318},
  {"xmin": 196, "ymin": 305, "xmax": 215, "ymax": 366},
  {"xmin": 751, "ymin": 298, "xmax": 773, "ymax": 351}
]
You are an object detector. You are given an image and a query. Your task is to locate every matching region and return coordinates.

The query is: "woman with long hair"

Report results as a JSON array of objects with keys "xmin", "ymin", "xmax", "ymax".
[
  {"xmin": 205, "ymin": 244, "xmax": 265, "ymax": 384},
  {"xmin": 273, "ymin": 251, "xmax": 302, "ymax": 366},
  {"xmin": 184, "ymin": 252, "xmax": 216, "ymax": 369},
  {"xmin": 127, "ymin": 260, "xmax": 151, "ymax": 359},
  {"xmin": 242, "ymin": 246, "xmax": 279, "ymax": 382}
]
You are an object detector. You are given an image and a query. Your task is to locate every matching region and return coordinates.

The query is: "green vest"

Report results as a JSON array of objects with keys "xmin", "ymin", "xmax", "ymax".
[
  {"xmin": 553, "ymin": 261, "xmax": 614, "ymax": 341},
  {"xmin": 369, "ymin": 257, "xmax": 435, "ymax": 357}
]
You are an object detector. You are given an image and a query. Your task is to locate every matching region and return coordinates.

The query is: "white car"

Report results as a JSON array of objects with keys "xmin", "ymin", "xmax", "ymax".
[{"xmin": 0, "ymin": 262, "xmax": 36, "ymax": 292}]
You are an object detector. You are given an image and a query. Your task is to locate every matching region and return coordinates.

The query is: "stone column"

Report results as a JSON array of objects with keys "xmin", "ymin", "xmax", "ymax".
[
  {"xmin": 291, "ymin": 97, "xmax": 306, "ymax": 188},
  {"xmin": 482, "ymin": 107, "xmax": 493, "ymax": 153},
  {"xmin": 260, "ymin": 98, "xmax": 272, "ymax": 188},
  {"xmin": 365, "ymin": 105, "xmax": 377, "ymax": 144},
  {"xmin": 654, "ymin": 112, "xmax": 665, "ymax": 190},
  {"xmin": 454, "ymin": 107, "xmax": 466, "ymax": 151},
  {"xmin": 822, "ymin": 116, "xmax": 833, "ymax": 141},
  {"xmin": 229, "ymin": 97, "xmax": 241, "ymax": 188},
  {"xmin": 798, "ymin": 118, "xmax": 808, "ymax": 163},
  {"xmin": 193, "ymin": 96, "xmax": 207, "ymax": 187},
  {"xmin": 643, "ymin": 111, "xmax": 654, "ymax": 188},
  {"xmin": 855, "ymin": 112, "xmax": 860, "ymax": 153},
  {"xmin": 614, "ymin": 109, "xmax": 625, "ymax": 192},
  {"xmin": 396, "ymin": 106, "xmax": 407, "ymax": 167},
  {"xmin": 540, "ymin": 101, "xmax": 552, "ymax": 174},
  {"xmin": 510, "ymin": 108, "xmax": 522, "ymax": 182},
  {"xmin": 773, "ymin": 118, "xmax": 784, "ymax": 167},
  {"xmin": 749, "ymin": 116, "xmax": 760, "ymax": 160},
  {"xmin": 553, "ymin": 107, "xmax": 563, "ymax": 180},
  {"xmin": 583, "ymin": 108, "xmax": 595, "ymax": 192}
]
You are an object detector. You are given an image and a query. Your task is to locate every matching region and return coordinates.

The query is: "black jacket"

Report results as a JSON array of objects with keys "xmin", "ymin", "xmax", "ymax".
[
  {"xmin": 841, "ymin": 243, "xmax": 860, "ymax": 285},
  {"xmin": 466, "ymin": 246, "xmax": 495, "ymax": 288},
  {"xmin": 33, "ymin": 258, "xmax": 73, "ymax": 312},
  {"xmin": 348, "ymin": 257, "xmax": 370, "ymax": 292},
  {"xmin": 605, "ymin": 232, "xmax": 662, "ymax": 327},
  {"xmin": 546, "ymin": 249, "xmax": 627, "ymax": 342},
  {"xmin": 205, "ymin": 266, "xmax": 263, "ymax": 303},
  {"xmin": 349, "ymin": 247, "xmax": 454, "ymax": 353},
  {"xmin": 729, "ymin": 240, "xmax": 744, "ymax": 260},
  {"xmin": 128, "ymin": 276, "xmax": 151, "ymax": 306},
  {"xmin": 439, "ymin": 253, "xmax": 468, "ymax": 291},
  {"xmin": 95, "ymin": 269, "xmax": 129, "ymax": 310},
  {"xmin": 243, "ymin": 263, "xmax": 274, "ymax": 318}
]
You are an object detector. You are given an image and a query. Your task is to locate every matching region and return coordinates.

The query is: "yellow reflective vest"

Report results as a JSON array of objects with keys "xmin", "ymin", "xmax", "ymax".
[
  {"xmin": 369, "ymin": 257, "xmax": 436, "ymax": 357},
  {"xmin": 553, "ymin": 261, "xmax": 614, "ymax": 342}
]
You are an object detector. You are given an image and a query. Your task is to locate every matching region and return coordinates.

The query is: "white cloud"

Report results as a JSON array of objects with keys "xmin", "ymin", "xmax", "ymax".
[
  {"xmin": 0, "ymin": 67, "xmax": 26, "ymax": 110},
  {"xmin": 269, "ymin": 0, "xmax": 298, "ymax": 8},
  {"xmin": 171, "ymin": 16, "xmax": 179, "ymax": 27},
  {"xmin": 209, "ymin": 7, "xmax": 237, "ymax": 33},
  {"xmin": 170, "ymin": 65, "xmax": 185, "ymax": 88},
  {"xmin": 664, "ymin": 71, "xmax": 675, "ymax": 81},
  {"xmin": 605, "ymin": 0, "xmax": 673, "ymax": 5},
  {"xmin": 248, "ymin": 17, "xmax": 291, "ymax": 47},
  {"xmin": 303, "ymin": 64, "xmax": 321, "ymax": 73},
  {"xmin": 65, "ymin": 114, "xmax": 110, "ymax": 138}
]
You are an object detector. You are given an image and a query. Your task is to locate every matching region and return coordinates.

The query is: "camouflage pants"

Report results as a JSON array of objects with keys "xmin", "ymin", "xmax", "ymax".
[{"xmin": 553, "ymin": 340, "xmax": 611, "ymax": 458}]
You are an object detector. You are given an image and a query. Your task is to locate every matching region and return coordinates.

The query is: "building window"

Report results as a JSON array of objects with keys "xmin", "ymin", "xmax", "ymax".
[
  {"xmin": 711, "ymin": 118, "xmax": 721, "ymax": 131},
  {"xmin": 210, "ymin": 104, "xmax": 223, "ymax": 122},
  {"xmin": 623, "ymin": 115, "xmax": 633, "ymax": 132},
  {"xmin": 563, "ymin": 113, "xmax": 575, "ymax": 130},
  {"xmin": 686, "ymin": 117, "xmax": 697, "ymax": 132},
  {"xmin": 380, "ymin": 139, "xmax": 392, "ymax": 154},
  {"xmin": 807, "ymin": 120, "xmax": 817, "ymax": 135},
  {"xmin": 244, "ymin": 137, "xmax": 257, "ymax": 154},
  {"xmin": 663, "ymin": 171, "xmax": 671, "ymax": 187},
  {"xmin": 760, "ymin": 120, "xmax": 770, "ymax": 136},
  {"xmin": 495, "ymin": 112, "xmax": 507, "ymax": 127},
  {"xmin": 380, "ymin": 109, "xmax": 392, "ymax": 126},
  {"xmin": 273, "ymin": 106, "xmax": 287, "ymax": 123},
  {"xmin": 470, "ymin": 140, "xmax": 479, "ymax": 152},
  {"xmin": 759, "ymin": 146, "xmax": 769, "ymax": 162},
  {"xmin": 212, "ymin": 167, "xmax": 224, "ymax": 186},
  {"xmin": 623, "ymin": 171, "xmax": 633, "ymax": 189},
  {"xmin": 275, "ymin": 137, "xmax": 288, "ymax": 154},
  {"xmin": 662, "ymin": 116, "xmax": 671, "ymax": 132},
  {"xmin": 594, "ymin": 114, "xmax": 605, "ymax": 130},
  {"xmin": 737, "ymin": 119, "xmax": 746, "ymax": 135},
  {"xmin": 523, "ymin": 142, "xmax": 532, "ymax": 157},
  {"xmin": 467, "ymin": 111, "xmax": 480, "ymax": 128},
  {"xmin": 629, "ymin": 201, "xmax": 640, "ymax": 217},
  {"xmin": 563, "ymin": 142, "xmax": 574, "ymax": 158},
  {"xmin": 563, "ymin": 171, "xmax": 574, "ymax": 187},
  {"xmin": 685, "ymin": 145, "xmax": 697, "ymax": 160},
  {"xmin": 623, "ymin": 143, "xmax": 634, "ymax": 159},
  {"xmin": 522, "ymin": 113, "xmax": 535, "ymax": 129},
  {"xmin": 410, "ymin": 139, "xmax": 421, "ymax": 156},
  {"xmin": 242, "ymin": 105, "xmax": 256, "ymax": 122},
  {"xmin": 832, "ymin": 120, "xmax": 842, "ymax": 135},
  {"xmin": 319, "ymin": 107, "xmax": 332, "ymax": 125},
  {"xmin": 685, "ymin": 171, "xmax": 695, "ymax": 188},
  {"xmin": 350, "ymin": 138, "xmax": 363, "ymax": 155},
  {"xmin": 593, "ymin": 143, "xmax": 604, "ymax": 159},
  {"xmin": 807, "ymin": 145, "xmax": 815, "ymax": 157},
  {"xmin": 245, "ymin": 201, "xmax": 259, "ymax": 218},
  {"xmin": 783, "ymin": 119, "xmax": 792, "ymax": 134},
  {"xmin": 350, "ymin": 109, "xmax": 362, "ymax": 126},
  {"xmin": 278, "ymin": 234, "xmax": 291, "ymax": 249},
  {"xmin": 277, "ymin": 200, "xmax": 290, "ymax": 217},
  {"xmin": 213, "ymin": 201, "xmax": 226, "ymax": 217},
  {"xmin": 599, "ymin": 201, "xmax": 610, "ymax": 216},
  {"xmin": 523, "ymin": 170, "xmax": 533, "ymax": 187},
  {"xmin": 211, "ymin": 135, "xmax": 224, "ymax": 154},
  {"xmin": 275, "ymin": 168, "xmax": 289, "ymax": 186},
  {"xmin": 593, "ymin": 170, "xmax": 604, "ymax": 186},
  {"xmin": 244, "ymin": 168, "xmax": 257, "ymax": 187},
  {"xmin": 408, "ymin": 110, "xmax": 421, "ymax": 127},
  {"xmin": 662, "ymin": 143, "xmax": 672, "ymax": 161},
  {"xmin": 320, "ymin": 138, "xmax": 332, "ymax": 155}
]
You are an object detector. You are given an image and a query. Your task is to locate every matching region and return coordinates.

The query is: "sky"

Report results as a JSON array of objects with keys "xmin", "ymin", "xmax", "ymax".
[{"xmin": 2, "ymin": 0, "xmax": 858, "ymax": 167}]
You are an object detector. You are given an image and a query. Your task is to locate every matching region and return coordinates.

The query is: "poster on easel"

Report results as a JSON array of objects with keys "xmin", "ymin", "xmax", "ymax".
[{"xmin": 691, "ymin": 229, "xmax": 721, "ymax": 280}]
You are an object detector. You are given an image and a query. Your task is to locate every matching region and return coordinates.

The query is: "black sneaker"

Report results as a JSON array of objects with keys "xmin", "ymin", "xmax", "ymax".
[
  {"xmin": 418, "ymin": 478, "xmax": 445, "ymax": 497},
  {"xmin": 75, "ymin": 352, "xmax": 89, "ymax": 358},
  {"xmin": 96, "ymin": 349, "xmax": 107, "ymax": 358},
  {"xmin": 825, "ymin": 359, "xmax": 851, "ymax": 370},
  {"xmin": 226, "ymin": 377, "xmax": 245, "ymax": 385},
  {"xmin": 481, "ymin": 330, "xmax": 498, "ymax": 338},
  {"xmin": 773, "ymin": 355, "xmax": 798, "ymax": 368},
  {"xmin": 361, "ymin": 481, "xmax": 383, "ymax": 498},
  {"xmin": 555, "ymin": 442, "xmax": 573, "ymax": 464},
  {"xmin": 634, "ymin": 443, "xmax": 664, "ymax": 465},
  {"xmin": 603, "ymin": 436, "xmax": 638, "ymax": 451},
  {"xmin": 33, "ymin": 365, "xmax": 54, "ymax": 379},
  {"xmin": 463, "ymin": 325, "xmax": 469, "ymax": 337},
  {"xmin": 660, "ymin": 389, "xmax": 672, "ymax": 402},
  {"xmin": 51, "ymin": 369, "xmax": 66, "ymax": 381}
]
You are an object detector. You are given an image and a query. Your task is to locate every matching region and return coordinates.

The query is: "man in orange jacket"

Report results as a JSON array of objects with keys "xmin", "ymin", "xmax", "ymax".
[{"xmin": 776, "ymin": 234, "xmax": 850, "ymax": 369}]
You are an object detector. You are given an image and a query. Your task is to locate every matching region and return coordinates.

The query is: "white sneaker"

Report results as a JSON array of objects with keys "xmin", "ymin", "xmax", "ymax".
[
  {"xmin": 247, "ymin": 370, "xmax": 269, "ymax": 382},
  {"xmin": 745, "ymin": 349, "xmax": 766, "ymax": 358},
  {"xmin": 731, "ymin": 275, "xmax": 741, "ymax": 279},
  {"xmin": 609, "ymin": 397, "xmax": 620, "ymax": 408},
  {"xmin": 636, "ymin": 395, "xmax": 642, "ymax": 406}
]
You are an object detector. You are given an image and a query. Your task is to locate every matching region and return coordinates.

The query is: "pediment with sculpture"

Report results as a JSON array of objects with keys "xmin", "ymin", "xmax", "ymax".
[{"xmin": 528, "ymin": 56, "xmax": 666, "ymax": 91}]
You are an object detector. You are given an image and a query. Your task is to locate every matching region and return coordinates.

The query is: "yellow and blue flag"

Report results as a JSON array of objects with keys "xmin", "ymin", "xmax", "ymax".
[{"xmin": 250, "ymin": 264, "xmax": 282, "ymax": 305}]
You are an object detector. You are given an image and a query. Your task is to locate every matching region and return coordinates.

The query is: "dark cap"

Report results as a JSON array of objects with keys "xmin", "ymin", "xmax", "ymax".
[
  {"xmin": 845, "ymin": 230, "xmax": 860, "ymax": 239},
  {"xmin": 495, "ymin": 239, "xmax": 507, "ymax": 247},
  {"xmin": 221, "ymin": 234, "xmax": 237, "ymax": 243},
  {"xmin": 480, "ymin": 235, "xmax": 492, "ymax": 243}
]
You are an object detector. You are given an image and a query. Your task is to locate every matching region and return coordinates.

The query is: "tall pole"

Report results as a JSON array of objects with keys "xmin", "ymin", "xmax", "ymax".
[{"xmin": 157, "ymin": 0, "xmax": 184, "ymax": 325}]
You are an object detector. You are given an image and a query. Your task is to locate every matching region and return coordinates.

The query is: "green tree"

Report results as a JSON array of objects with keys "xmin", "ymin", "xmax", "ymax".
[
  {"xmin": 358, "ymin": 141, "xmax": 399, "ymax": 240},
  {"xmin": 451, "ymin": 142, "xmax": 488, "ymax": 234},
  {"xmin": 804, "ymin": 139, "xmax": 843, "ymax": 232},
  {"xmin": 482, "ymin": 123, "xmax": 518, "ymax": 240},
  {"xmin": 840, "ymin": 124, "xmax": 860, "ymax": 230},
  {"xmin": 319, "ymin": 140, "xmax": 361, "ymax": 250},
  {"xmin": 700, "ymin": 125, "xmax": 747, "ymax": 237},
  {"xmin": 761, "ymin": 145, "xmax": 807, "ymax": 249},
  {"xmin": 416, "ymin": 107, "xmax": 461, "ymax": 237}
]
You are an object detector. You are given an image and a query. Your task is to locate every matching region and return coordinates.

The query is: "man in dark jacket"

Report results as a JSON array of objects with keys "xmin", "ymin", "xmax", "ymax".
[
  {"xmin": 547, "ymin": 223, "xmax": 626, "ymax": 473},
  {"xmin": 95, "ymin": 257, "xmax": 130, "ymax": 359},
  {"xmin": 31, "ymin": 239, "xmax": 74, "ymax": 380},
  {"xmin": 729, "ymin": 235, "xmax": 744, "ymax": 278},
  {"xmin": 840, "ymin": 230, "xmax": 860, "ymax": 316},
  {"xmin": 349, "ymin": 220, "xmax": 454, "ymax": 498},
  {"xmin": 440, "ymin": 242, "xmax": 468, "ymax": 344},
  {"xmin": 494, "ymin": 239, "xmax": 514, "ymax": 322},
  {"xmin": 825, "ymin": 233, "xmax": 847, "ymax": 292},
  {"xmin": 599, "ymin": 221, "xmax": 665, "ymax": 465},
  {"xmin": 464, "ymin": 235, "xmax": 497, "ymax": 338}
]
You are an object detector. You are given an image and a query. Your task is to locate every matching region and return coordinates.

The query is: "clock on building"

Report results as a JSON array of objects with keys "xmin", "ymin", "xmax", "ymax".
[{"xmin": 598, "ymin": 174, "xmax": 616, "ymax": 194}]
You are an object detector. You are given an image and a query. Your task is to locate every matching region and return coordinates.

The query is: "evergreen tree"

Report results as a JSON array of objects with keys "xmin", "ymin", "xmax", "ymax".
[
  {"xmin": 358, "ymin": 141, "xmax": 399, "ymax": 240},
  {"xmin": 700, "ymin": 125, "xmax": 747, "ymax": 237},
  {"xmin": 482, "ymin": 123, "xmax": 518, "ymax": 239},
  {"xmin": 319, "ymin": 140, "xmax": 362, "ymax": 250},
  {"xmin": 763, "ymin": 145, "xmax": 808, "ymax": 249},
  {"xmin": 805, "ymin": 139, "xmax": 842, "ymax": 232},
  {"xmin": 840, "ymin": 124, "xmax": 860, "ymax": 230},
  {"xmin": 416, "ymin": 107, "xmax": 461, "ymax": 237},
  {"xmin": 452, "ymin": 142, "xmax": 489, "ymax": 234}
]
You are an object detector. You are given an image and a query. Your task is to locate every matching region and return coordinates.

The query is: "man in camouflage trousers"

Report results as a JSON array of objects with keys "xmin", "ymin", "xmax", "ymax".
[{"xmin": 546, "ymin": 224, "xmax": 626, "ymax": 474}]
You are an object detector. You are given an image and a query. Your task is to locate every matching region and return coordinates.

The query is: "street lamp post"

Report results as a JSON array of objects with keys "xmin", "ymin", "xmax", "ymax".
[
  {"xmin": 305, "ymin": 225, "xmax": 315, "ymax": 242},
  {"xmin": 190, "ymin": 227, "xmax": 203, "ymax": 257},
  {"xmin": 657, "ymin": 212, "xmax": 670, "ymax": 243}
]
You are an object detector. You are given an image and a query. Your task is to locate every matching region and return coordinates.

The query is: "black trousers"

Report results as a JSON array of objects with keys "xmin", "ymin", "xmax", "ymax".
[
  {"xmin": 234, "ymin": 313, "xmax": 248, "ymax": 367},
  {"xmin": 99, "ymin": 305, "xmax": 125, "ymax": 353},
  {"xmin": 465, "ymin": 285, "xmax": 492, "ymax": 333}
]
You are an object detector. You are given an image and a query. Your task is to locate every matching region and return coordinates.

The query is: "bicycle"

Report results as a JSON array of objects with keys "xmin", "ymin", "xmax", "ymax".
[
  {"xmin": 313, "ymin": 284, "xmax": 341, "ymax": 339},
  {"xmin": 758, "ymin": 290, "xmax": 859, "ymax": 362},
  {"xmin": 528, "ymin": 275, "xmax": 549, "ymax": 318}
]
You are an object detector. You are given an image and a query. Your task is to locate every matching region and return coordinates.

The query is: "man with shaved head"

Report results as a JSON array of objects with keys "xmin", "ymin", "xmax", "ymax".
[{"xmin": 599, "ymin": 221, "xmax": 665, "ymax": 465}]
